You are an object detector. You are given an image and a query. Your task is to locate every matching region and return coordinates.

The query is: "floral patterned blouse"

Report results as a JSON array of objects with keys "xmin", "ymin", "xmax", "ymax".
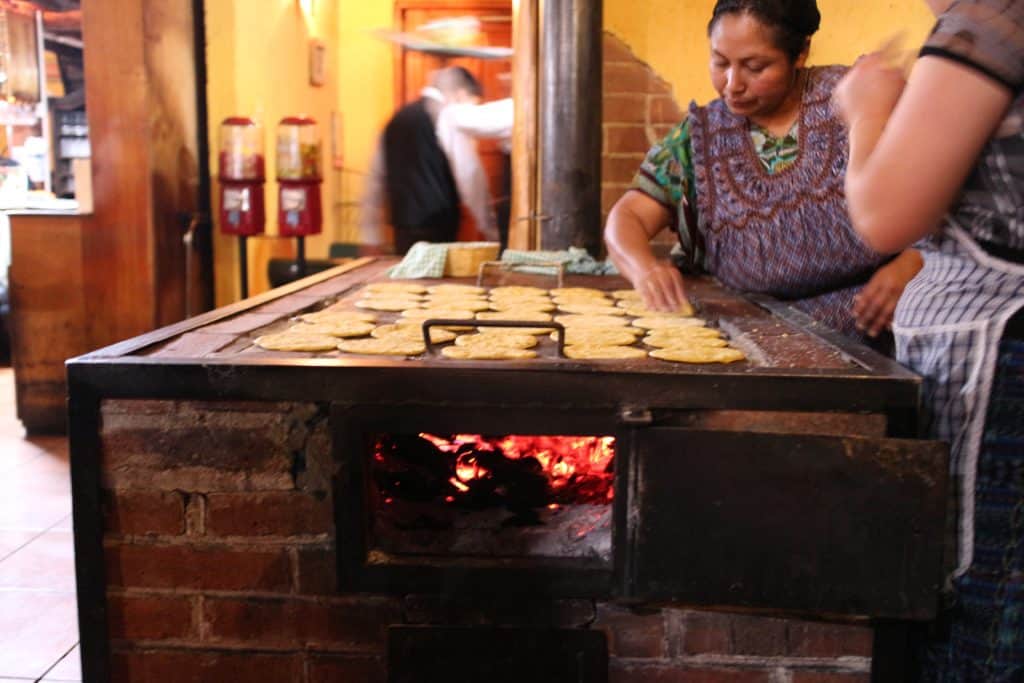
[{"xmin": 631, "ymin": 117, "xmax": 800, "ymax": 262}]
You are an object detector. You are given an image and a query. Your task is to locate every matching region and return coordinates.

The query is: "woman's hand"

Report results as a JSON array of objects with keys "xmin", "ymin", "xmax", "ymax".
[
  {"xmin": 636, "ymin": 262, "xmax": 689, "ymax": 312},
  {"xmin": 852, "ymin": 249, "xmax": 923, "ymax": 337},
  {"xmin": 833, "ymin": 52, "xmax": 907, "ymax": 129}
]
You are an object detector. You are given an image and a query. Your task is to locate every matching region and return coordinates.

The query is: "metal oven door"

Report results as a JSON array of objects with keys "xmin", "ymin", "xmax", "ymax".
[
  {"xmin": 332, "ymin": 404, "xmax": 623, "ymax": 598},
  {"xmin": 614, "ymin": 428, "xmax": 948, "ymax": 620}
]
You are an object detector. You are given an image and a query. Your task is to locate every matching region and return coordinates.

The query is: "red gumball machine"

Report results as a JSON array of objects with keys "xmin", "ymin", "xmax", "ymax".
[
  {"xmin": 218, "ymin": 117, "xmax": 266, "ymax": 298},
  {"xmin": 276, "ymin": 116, "xmax": 322, "ymax": 277}
]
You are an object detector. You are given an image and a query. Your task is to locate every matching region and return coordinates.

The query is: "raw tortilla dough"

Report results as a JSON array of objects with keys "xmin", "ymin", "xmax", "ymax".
[
  {"xmin": 564, "ymin": 344, "xmax": 647, "ymax": 360},
  {"xmin": 254, "ymin": 332, "xmax": 339, "ymax": 352},
  {"xmin": 649, "ymin": 347, "xmax": 746, "ymax": 364}
]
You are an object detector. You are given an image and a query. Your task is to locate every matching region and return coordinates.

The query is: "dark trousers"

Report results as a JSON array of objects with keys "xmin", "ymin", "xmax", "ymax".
[{"xmin": 394, "ymin": 207, "xmax": 460, "ymax": 255}]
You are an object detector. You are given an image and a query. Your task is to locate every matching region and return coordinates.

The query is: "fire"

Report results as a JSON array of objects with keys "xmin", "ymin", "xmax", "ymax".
[
  {"xmin": 420, "ymin": 433, "xmax": 614, "ymax": 493},
  {"xmin": 373, "ymin": 433, "xmax": 615, "ymax": 510}
]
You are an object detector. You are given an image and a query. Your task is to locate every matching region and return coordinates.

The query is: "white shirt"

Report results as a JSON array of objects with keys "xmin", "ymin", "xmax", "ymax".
[{"xmin": 360, "ymin": 88, "xmax": 499, "ymax": 246}]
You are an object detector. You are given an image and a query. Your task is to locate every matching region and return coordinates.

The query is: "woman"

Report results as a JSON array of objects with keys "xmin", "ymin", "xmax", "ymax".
[
  {"xmin": 604, "ymin": 0, "xmax": 922, "ymax": 342},
  {"xmin": 835, "ymin": 0, "xmax": 1024, "ymax": 678}
]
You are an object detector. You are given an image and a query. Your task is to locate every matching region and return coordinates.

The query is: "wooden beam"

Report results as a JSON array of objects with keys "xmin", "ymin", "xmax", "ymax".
[{"xmin": 509, "ymin": 0, "xmax": 538, "ymax": 250}]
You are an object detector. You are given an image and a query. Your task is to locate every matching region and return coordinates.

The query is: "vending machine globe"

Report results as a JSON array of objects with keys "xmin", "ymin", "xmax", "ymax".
[
  {"xmin": 276, "ymin": 117, "xmax": 322, "ymax": 277},
  {"xmin": 218, "ymin": 117, "xmax": 266, "ymax": 297}
]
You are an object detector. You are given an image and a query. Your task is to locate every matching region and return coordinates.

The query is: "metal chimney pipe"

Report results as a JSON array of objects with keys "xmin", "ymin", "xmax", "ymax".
[{"xmin": 538, "ymin": 0, "xmax": 603, "ymax": 256}]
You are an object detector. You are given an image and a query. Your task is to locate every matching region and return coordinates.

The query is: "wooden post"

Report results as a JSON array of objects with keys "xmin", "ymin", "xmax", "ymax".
[
  {"xmin": 509, "ymin": 0, "xmax": 539, "ymax": 251},
  {"xmin": 537, "ymin": 0, "xmax": 603, "ymax": 255}
]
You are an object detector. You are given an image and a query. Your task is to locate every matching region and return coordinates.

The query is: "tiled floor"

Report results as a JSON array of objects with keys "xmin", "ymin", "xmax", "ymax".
[{"xmin": 0, "ymin": 367, "xmax": 80, "ymax": 682}]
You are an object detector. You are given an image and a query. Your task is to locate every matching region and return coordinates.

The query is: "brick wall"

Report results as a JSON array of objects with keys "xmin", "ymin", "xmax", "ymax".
[
  {"xmin": 602, "ymin": 31, "xmax": 685, "ymax": 248},
  {"xmin": 97, "ymin": 399, "xmax": 872, "ymax": 682}
]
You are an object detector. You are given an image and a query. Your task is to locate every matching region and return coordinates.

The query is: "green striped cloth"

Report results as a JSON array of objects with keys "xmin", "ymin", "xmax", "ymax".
[{"xmin": 501, "ymin": 247, "xmax": 618, "ymax": 276}]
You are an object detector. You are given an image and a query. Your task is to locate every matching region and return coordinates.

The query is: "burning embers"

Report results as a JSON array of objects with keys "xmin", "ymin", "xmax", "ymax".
[{"xmin": 368, "ymin": 434, "xmax": 615, "ymax": 563}]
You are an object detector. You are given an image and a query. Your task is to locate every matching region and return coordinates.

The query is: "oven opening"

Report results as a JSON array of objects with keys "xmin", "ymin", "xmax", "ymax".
[{"xmin": 367, "ymin": 433, "xmax": 615, "ymax": 564}]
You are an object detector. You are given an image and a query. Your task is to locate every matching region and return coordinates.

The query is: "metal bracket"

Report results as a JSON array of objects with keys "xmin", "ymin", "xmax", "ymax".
[
  {"xmin": 618, "ymin": 406, "xmax": 653, "ymax": 426},
  {"xmin": 476, "ymin": 260, "xmax": 566, "ymax": 289}
]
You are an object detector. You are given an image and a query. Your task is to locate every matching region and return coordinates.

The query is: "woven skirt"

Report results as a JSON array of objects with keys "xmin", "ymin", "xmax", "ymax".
[{"xmin": 923, "ymin": 337, "xmax": 1024, "ymax": 682}]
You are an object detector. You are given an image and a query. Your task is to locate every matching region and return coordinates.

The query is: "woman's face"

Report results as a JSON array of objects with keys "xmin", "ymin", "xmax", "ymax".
[{"xmin": 709, "ymin": 12, "xmax": 806, "ymax": 119}]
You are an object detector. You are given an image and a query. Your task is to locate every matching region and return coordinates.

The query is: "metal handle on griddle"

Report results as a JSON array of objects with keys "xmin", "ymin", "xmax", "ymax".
[
  {"xmin": 475, "ymin": 260, "xmax": 566, "ymax": 288},
  {"xmin": 421, "ymin": 319, "xmax": 568, "ymax": 357}
]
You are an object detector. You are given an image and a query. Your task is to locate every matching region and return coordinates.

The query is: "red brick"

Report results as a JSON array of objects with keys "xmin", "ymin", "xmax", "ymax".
[
  {"xmin": 729, "ymin": 613, "xmax": 788, "ymax": 656},
  {"xmin": 649, "ymin": 95, "xmax": 684, "ymax": 124},
  {"xmin": 296, "ymin": 546, "xmax": 337, "ymax": 595},
  {"xmin": 595, "ymin": 604, "xmax": 665, "ymax": 658},
  {"xmin": 650, "ymin": 124, "xmax": 677, "ymax": 141},
  {"xmin": 681, "ymin": 610, "xmax": 732, "ymax": 655},
  {"xmin": 110, "ymin": 648, "xmax": 302, "ymax": 682},
  {"xmin": 107, "ymin": 593, "xmax": 195, "ymax": 642},
  {"xmin": 206, "ymin": 491, "xmax": 332, "ymax": 537},
  {"xmin": 602, "ymin": 185, "xmax": 631, "ymax": 214},
  {"xmin": 604, "ymin": 63, "xmax": 653, "ymax": 94},
  {"xmin": 103, "ymin": 490, "xmax": 186, "ymax": 536},
  {"xmin": 788, "ymin": 621, "xmax": 873, "ymax": 658},
  {"xmin": 204, "ymin": 596, "xmax": 402, "ymax": 652},
  {"xmin": 647, "ymin": 75, "xmax": 674, "ymax": 96},
  {"xmin": 610, "ymin": 662, "xmax": 772, "ymax": 683},
  {"xmin": 100, "ymin": 402, "xmax": 319, "ymax": 492},
  {"xmin": 308, "ymin": 654, "xmax": 386, "ymax": 683},
  {"xmin": 791, "ymin": 674, "xmax": 870, "ymax": 683},
  {"xmin": 603, "ymin": 156, "xmax": 645, "ymax": 186},
  {"xmin": 603, "ymin": 32, "xmax": 637, "ymax": 63},
  {"xmin": 105, "ymin": 543, "xmax": 291, "ymax": 591},
  {"xmin": 403, "ymin": 595, "xmax": 594, "ymax": 628},
  {"xmin": 604, "ymin": 94, "xmax": 647, "ymax": 124},
  {"xmin": 606, "ymin": 126, "xmax": 651, "ymax": 155}
]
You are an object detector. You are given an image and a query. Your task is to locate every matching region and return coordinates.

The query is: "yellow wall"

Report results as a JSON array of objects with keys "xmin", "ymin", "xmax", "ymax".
[
  {"xmin": 206, "ymin": 0, "xmax": 340, "ymax": 305},
  {"xmin": 604, "ymin": 0, "xmax": 936, "ymax": 106},
  {"xmin": 206, "ymin": 0, "xmax": 395, "ymax": 305},
  {"xmin": 335, "ymin": 2, "xmax": 395, "ymax": 246}
]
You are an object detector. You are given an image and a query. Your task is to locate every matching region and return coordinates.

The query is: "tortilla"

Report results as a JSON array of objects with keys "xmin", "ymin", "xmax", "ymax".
[
  {"xmin": 427, "ymin": 283, "xmax": 486, "ymax": 295},
  {"xmin": 254, "ymin": 332, "xmax": 339, "ymax": 352},
  {"xmin": 564, "ymin": 344, "xmax": 647, "ymax": 360},
  {"xmin": 489, "ymin": 285, "xmax": 548, "ymax": 297},
  {"xmin": 618, "ymin": 302, "xmax": 695, "ymax": 317},
  {"xmin": 442, "ymin": 345, "xmax": 538, "ymax": 360},
  {"xmin": 371, "ymin": 323, "xmax": 457, "ymax": 344},
  {"xmin": 553, "ymin": 314, "xmax": 631, "ymax": 328},
  {"xmin": 631, "ymin": 317, "xmax": 709, "ymax": 330},
  {"xmin": 475, "ymin": 325, "xmax": 554, "ymax": 335},
  {"xmin": 643, "ymin": 336, "xmax": 729, "ymax": 349},
  {"xmin": 556, "ymin": 303, "xmax": 626, "ymax": 316},
  {"xmin": 642, "ymin": 326, "xmax": 723, "ymax": 340},
  {"xmin": 364, "ymin": 282, "xmax": 427, "ymax": 295},
  {"xmin": 338, "ymin": 337, "xmax": 426, "ymax": 356},
  {"xmin": 298, "ymin": 310, "xmax": 377, "ymax": 324},
  {"xmin": 649, "ymin": 347, "xmax": 746, "ymax": 364},
  {"xmin": 477, "ymin": 311, "xmax": 553, "ymax": 322},
  {"xmin": 289, "ymin": 320, "xmax": 375, "ymax": 338},
  {"xmin": 550, "ymin": 328, "xmax": 640, "ymax": 346},
  {"xmin": 401, "ymin": 308, "xmax": 478, "ymax": 322},
  {"xmin": 611, "ymin": 289, "xmax": 643, "ymax": 301},
  {"xmin": 422, "ymin": 298, "xmax": 492, "ymax": 312},
  {"xmin": 489, "ymin": 300, "xmax": 555, "ymax": 312},
  {"xmin": 549, "ymin": 287, "xmax": 606, "ymax": 298},
  {"xmin": 454, "ymin": 333, "xmax": 538, "ymax": 349},
  {"xmin": 355, "ymin": 298, "xmax": 423, "ymax": 311}
]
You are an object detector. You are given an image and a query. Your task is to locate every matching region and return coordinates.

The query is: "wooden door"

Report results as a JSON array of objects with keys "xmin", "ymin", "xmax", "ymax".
[{"xmin": 395, "ymin": 0, "xmax": 512, "ymax": 241}]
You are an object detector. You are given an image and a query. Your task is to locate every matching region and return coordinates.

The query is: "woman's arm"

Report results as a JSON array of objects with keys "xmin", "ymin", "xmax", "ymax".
[
  {"xmin": 852, "ymin": 248, "xmax": 923, "ymax": 337},
  {"xmin": 604, "ymin": 190, "xmax": 688, "ymax": 311},
  {"xmin": 835, "ymin": 55, "xmax": 1013, "ymax": 254}
]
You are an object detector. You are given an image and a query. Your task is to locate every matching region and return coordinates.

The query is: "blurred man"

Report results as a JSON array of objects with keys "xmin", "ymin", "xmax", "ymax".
[{"xmin": 361, "ymin": 66, "xmax": 497, "ymax": 255}]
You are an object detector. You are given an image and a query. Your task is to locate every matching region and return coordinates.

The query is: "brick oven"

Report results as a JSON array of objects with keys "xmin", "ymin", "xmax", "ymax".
[{"xmin": 69, "ymin": 258, "xmax": 947, "ymax": 682}]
